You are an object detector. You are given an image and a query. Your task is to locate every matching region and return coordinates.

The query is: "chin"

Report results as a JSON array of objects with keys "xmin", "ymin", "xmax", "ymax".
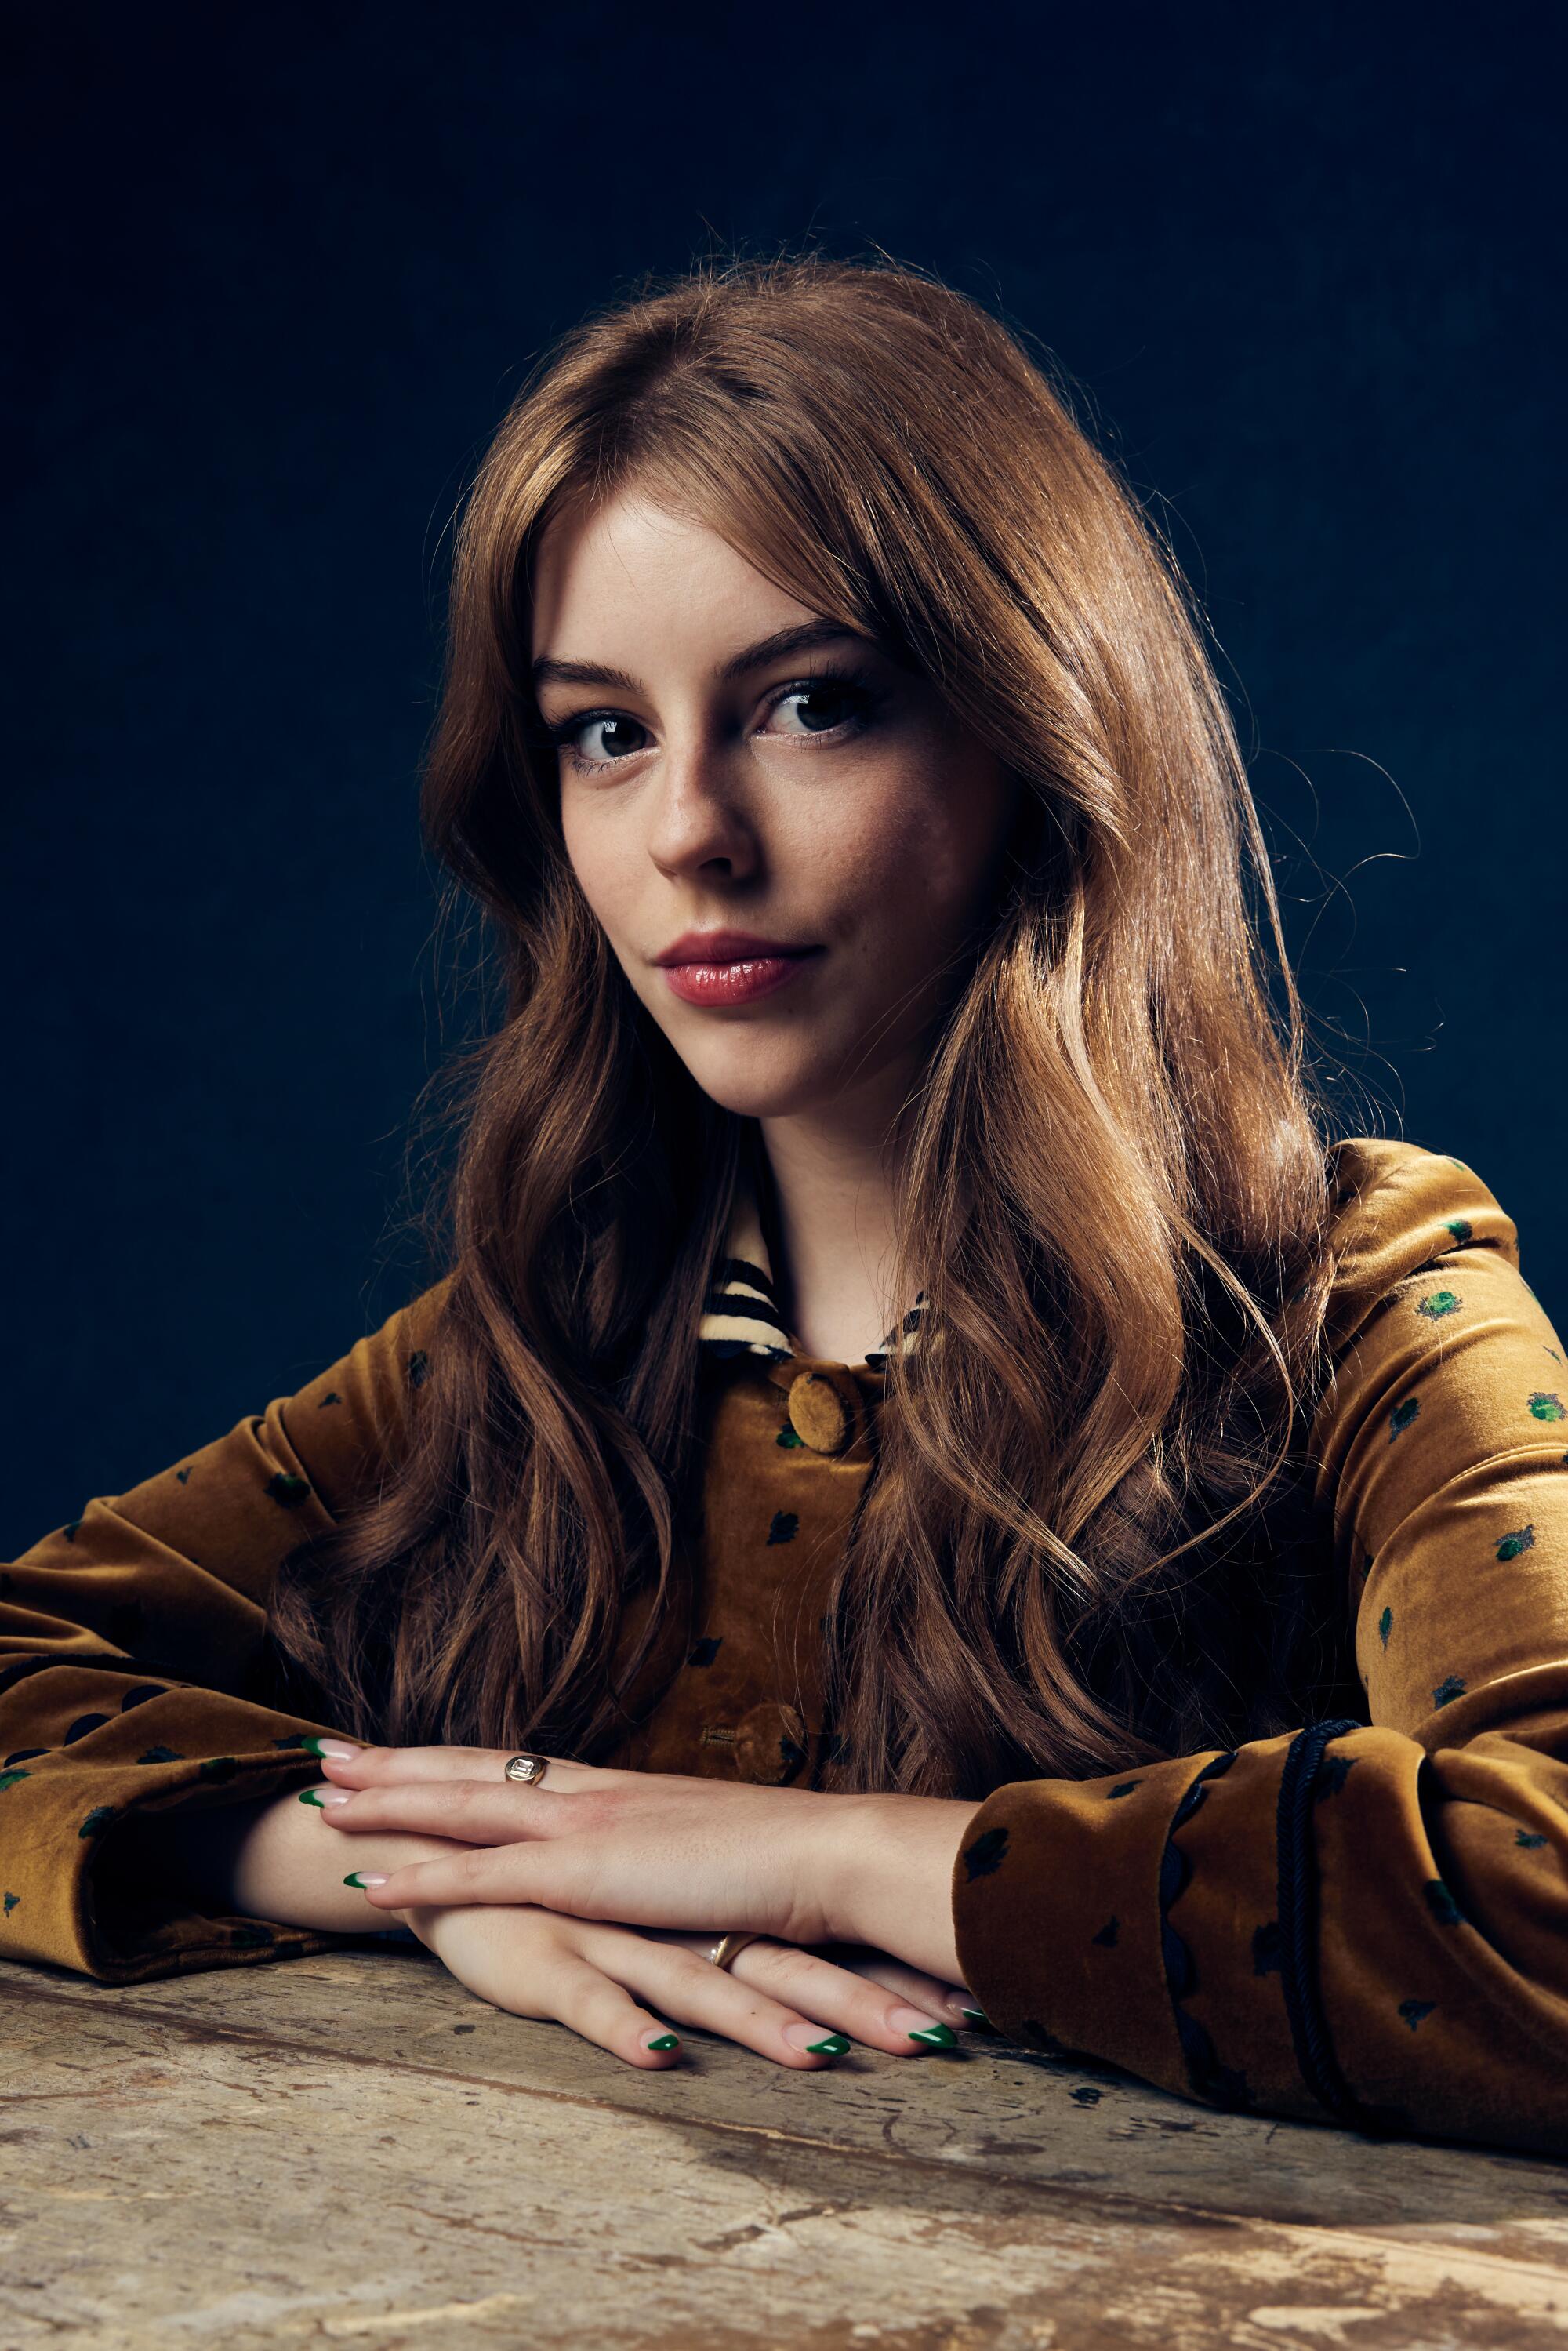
[{"xmin": 676, "ymin": 1049, "xmax": 833, "ymax": 1123}]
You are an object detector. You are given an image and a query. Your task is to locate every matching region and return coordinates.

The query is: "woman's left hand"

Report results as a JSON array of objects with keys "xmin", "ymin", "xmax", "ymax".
[{"xmin": 301, "ymin": 1741, "xmax": 982, "ymax": 1986}]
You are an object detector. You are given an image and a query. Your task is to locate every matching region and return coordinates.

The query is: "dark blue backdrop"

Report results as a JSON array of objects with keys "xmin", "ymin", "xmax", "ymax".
[{"xmin": 5, "ymin": 3, "xmax": 1561, "ymax": 1551}]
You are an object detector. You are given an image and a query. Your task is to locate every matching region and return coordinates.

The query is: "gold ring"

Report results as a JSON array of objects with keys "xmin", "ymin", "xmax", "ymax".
[
  {"xmin": 503, "ymin": 1753, "xmax": 550, "ymax": 1785},
  {"xmin": 706, "ymin": 1931, "xmax": 762, "ymax": 1971}
]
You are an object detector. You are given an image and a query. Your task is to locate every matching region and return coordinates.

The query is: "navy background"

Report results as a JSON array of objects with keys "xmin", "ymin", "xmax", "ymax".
[{"xmin": 4, "ymin": 4, "xmax": 1561, "ymax": 1549}]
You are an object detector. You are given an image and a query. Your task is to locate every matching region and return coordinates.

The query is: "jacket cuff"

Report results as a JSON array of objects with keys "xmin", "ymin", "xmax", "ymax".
[
  {"xmin": 0, "ymin": 1673, "xmax": 358, "ymax": 1982},
  {"xmin": 951, "ymin": 1734, "xmax": 1311, "ymax": 2109}
]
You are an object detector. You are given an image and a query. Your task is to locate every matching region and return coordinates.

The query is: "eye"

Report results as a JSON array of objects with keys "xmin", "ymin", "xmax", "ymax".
[
  {"xmin": 763, "ymin": 677, "xmax": 876, "ymax": 739},
  {"xmin": 546, "ymin": 712, "xmax": 651, "ymax": 770}
]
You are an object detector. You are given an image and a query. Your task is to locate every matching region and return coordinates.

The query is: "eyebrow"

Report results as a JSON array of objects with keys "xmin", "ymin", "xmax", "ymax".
[{"xmin": 529, "ymin": 619, "xmax": 873, "ymax": 698}]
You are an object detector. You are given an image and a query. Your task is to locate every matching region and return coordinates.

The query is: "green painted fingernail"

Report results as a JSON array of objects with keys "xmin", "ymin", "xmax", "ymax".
[
  {"xmin": 805, "ymin": 2033, "xmax": 850, "ymax": 2055},
  {"xmin": 298, "ymin": 1787, "xmax": 328, "ymax": 1806},
  {"xmin": 644, "ymin": 2032, "xmax": 680, "ymax": 2051},
  {"xmin": 908, "ymin": 2022, "xmax": 957, "ymax": 2048},
  {"xmin": 961, "ymin": 2008, "xmax": 990, "ymax": 2026},
  {"xmin": 343, "ymin": 1871, "xmax": 379, "ymax": 1888}
]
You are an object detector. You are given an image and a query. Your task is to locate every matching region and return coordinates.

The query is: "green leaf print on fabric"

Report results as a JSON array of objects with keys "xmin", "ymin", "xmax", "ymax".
[
  {"xmin": 407, "ymin": 1350, "xmax": 430, "ymax": 1389},
  {"xmin": 963, "ymin": 1826, "xmax": 1009, "ymax": 1880},
  {"xmin": 2, "ymin": 1892, "xmax": 17, "ymax": 1914},
  {"xmin": 78, "ymin": 1806, "xmax": 116, "ymax": 1838},
  {"xmin": 1527, "ymin": 1393, "xmax": 1566, "ymax": 1423},
  {"xmin": 1432, "ymin": 1675, "xmax": 1466, "ymax": 1707},
  {"xmin": 0, "ymin": 1769, "xmax": 30, "ymax": 1793},
  {"xmin": 1397, "ymin": 1999, "xmax": 1436, "ymax": 2030},
  {"xmin": 198, "ymin": 1757, "xmax": 240, "ymax": 1781},
  {"xmin": 265, "ymin": 1471, "xmax": 312, "ymax": 1509},
  {"xmin": 1517, "ymin": 1830, "xmax": 1548, "ymax": 1849},
  {"xmin": 775, "ymin": 1424, "xmax": 805, "ymax": 1448},
  {"xmin": 1423, "ymin": 1879, "xmax": 1462, "ymax": 1926},
  {"xmin": 1388, "ymin": 1397, "xmax": 1421, "ymax": 1439},
  {"xmin": 318, "ymin": 1391, "xmax": 342, "ymax": 1407},
  {"xmin": 175, "ymin": 1466, "xmax": 191, "ymax": 1484},
  {"xmin": 1443, "ymin": 1218, "xmax": 1472, "ymax": 1243},
  {"xmin": 136, "ymin": 1746, "xmax": 183, "ymax": 1764},
  {"xmin": 1378, "ymin": 1606, "xmax": 1394, "ymax": 1648},
  {"xmin": 1417, "ymin": 1290, "xmax": 1461, "ymax": 1321},
  {"xmin": 766, "ymin": 1512, "xmax": 799, "ymax": 1545},
  {"xmin": 61, "ymin": 1520, "xmax": 82, "ymax": 1543},
  {"xmin": 1497, "ymin": 1524, "xmax": 1537, "ymax": 1561},
  {"xmin": 1107, "ymin": 1779, "xmax": 1142, "ymax": 1799}
]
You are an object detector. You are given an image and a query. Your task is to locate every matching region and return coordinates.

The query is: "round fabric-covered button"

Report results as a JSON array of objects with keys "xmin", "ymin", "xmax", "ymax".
[
  {"xmin": 787, "ymin": 1370, "xmax": 851, "ymax": 1455},
  {"xmin": 731, "ymin": 1700, "xmax": 809, "ymax": 1785}
]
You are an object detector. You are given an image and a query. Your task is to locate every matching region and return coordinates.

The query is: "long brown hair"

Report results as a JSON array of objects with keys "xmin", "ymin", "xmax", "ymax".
[{"xmin": 266, "ymin": 250, "xmax": 1365, "ymax": 1798}]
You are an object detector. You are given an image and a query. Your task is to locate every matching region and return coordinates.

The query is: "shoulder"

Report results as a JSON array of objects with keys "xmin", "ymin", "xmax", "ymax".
[
  {"xmin": 1321, "ymin": 1136, "xmax": 1521, "ymax": 1354},
  {"xmin": 274, "ymin": 1272, "xmax": 457, "ymax": 1490}
]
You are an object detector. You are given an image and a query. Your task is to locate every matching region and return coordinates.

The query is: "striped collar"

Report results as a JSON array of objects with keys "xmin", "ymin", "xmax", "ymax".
[{"xmin": 696, "ymin": 1164, "xmax": 927, "ymax": 1370}]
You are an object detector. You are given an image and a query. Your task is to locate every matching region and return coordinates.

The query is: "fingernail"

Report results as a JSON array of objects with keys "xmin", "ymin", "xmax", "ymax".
[
  {"xmin": 784, "ymin": 2023, "xmax": 849, "ymax": 2055},
  {"xmin": 890, "ymin": 2004, "xmax": 957, "ymax": 2048},
  {"xmin": 343, "ymin": 1871, "xmax": 389, "ymax": 1888},
  {"xmin": 642, "ymin": 2030, "xmax": 680, "ymax": 2051},
  {"xmin": 298, "ymin": 1787, "xmax": 330, "ymax": 1807},
  {"xmin": 300, "ymin": 1786, "xmax": 351, "ymax": 1808},
  {"xmin": 960, "ymin": 2007, "xmax": 990, "ymax": 2028},
  {"xmin": 889, "ymin": 2004, "xmax": 955, "ymax": 2042},
  {"xmin": 303, "ymin": 1735, "xmax": 361, "ymax": 1760}
]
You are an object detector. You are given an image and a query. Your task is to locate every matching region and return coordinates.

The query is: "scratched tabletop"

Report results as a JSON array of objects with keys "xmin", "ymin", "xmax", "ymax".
[{"xmin": 5, "ymin": 1946, "xmax": 1568, "ymax": 2349}]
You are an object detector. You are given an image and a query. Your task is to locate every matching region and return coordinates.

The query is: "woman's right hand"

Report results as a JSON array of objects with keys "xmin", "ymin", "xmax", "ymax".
[{"xmin": 399, "ymin": 1902, "xmax": 971, "ymax": 2070}]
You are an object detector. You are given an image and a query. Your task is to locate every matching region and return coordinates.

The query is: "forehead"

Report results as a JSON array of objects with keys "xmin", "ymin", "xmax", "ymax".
[{"xmin": 529, "ymin": 491, "xmax": 815, "ymax": 667}]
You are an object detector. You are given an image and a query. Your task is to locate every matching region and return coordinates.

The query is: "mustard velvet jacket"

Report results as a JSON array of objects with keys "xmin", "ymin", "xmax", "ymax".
[{"xmin": 5, "ymin": 1135, "xmax": 1568, "ymax": 2153}]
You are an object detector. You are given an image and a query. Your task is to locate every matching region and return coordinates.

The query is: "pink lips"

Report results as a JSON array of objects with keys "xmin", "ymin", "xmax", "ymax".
[{"xmin": 662, "ymin": 950, "xmax": 821, "ymax": 1007}]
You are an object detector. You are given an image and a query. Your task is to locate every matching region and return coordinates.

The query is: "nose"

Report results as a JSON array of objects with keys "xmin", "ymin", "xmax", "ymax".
[{"xmin": 645, "ymin": 736, "xmax": 761, "ymax": 885}]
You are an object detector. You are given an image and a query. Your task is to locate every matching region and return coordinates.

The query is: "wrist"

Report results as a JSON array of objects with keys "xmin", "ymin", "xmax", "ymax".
[{"xmin": 821, "ymin": 1793, "xmax": 981, "ymax": 1981}]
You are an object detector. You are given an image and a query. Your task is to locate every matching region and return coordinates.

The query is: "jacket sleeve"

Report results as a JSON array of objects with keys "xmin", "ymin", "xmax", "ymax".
[
  {"xmin": 0, "ymin": 1277, "xmax": 451, "ymax": 1984},
  {"xmin": 951, "ymin": 1140, "xmax": 1568, "ymax": 2154}
]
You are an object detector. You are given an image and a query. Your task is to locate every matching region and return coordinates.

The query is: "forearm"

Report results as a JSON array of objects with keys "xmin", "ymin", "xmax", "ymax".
[{"xmin": 111, "ymin": 1786, "xmax": 467, "ymax": 1936}]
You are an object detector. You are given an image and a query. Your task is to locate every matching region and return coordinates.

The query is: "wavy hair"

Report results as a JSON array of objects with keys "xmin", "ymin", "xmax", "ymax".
[{"xmin": 265, "ymin": 251, "xmax": 1360, "ymax": 1797}]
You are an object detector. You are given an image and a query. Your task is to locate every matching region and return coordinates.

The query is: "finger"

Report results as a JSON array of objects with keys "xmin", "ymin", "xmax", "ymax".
[
  {"xmin": 305, "ymin": 1779, "xmax": 579, "ymax": 1844},
  {"xmin": 815, "ymin": 1943, "xmax": 988, "ymax": 2031},
  {"xmin": 547, "ymin": 1953, "xmax": 688, "ymax": 2070},
  {"xmin": 309, "ymin": 1742, "xmax": 599, "ymax": 1790},
  {"xmin": 347, "ymin": 1840, "xmax": 607, "ymax": 1916},
  {"xmin": 416, "ymin": 1910, "xmax": 684, "ymax": 2070},
  {"xmin": 582, "ymin": 1927, "xmax": 850, "ymax": 2070},
  {"xmin": 725, "ymin": 1939, "xmax": 964, "ymax": 2053}
]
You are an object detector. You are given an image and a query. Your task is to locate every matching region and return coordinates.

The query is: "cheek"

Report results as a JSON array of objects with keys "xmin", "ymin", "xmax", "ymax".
[
  {"xmin": 559, "ymin": 798, "xmax": 635, "ymax": 937},
  {"xmin": 830, "ymin": 790, "xmax": 996, "ymax": 943}
]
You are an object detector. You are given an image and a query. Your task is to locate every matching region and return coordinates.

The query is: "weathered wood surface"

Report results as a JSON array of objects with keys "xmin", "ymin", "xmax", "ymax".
[{"xmin": 5, "ymin": 1946, "xmax": 1568, "ymax": 2349}]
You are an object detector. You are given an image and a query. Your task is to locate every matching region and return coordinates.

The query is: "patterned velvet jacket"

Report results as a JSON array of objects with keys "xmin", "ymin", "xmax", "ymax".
[{"xmin": 5, "ymin": 1135, "xmax": 1568, "ymax": 2154}]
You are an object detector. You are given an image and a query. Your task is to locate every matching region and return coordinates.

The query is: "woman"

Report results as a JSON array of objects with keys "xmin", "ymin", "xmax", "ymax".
[{"xmin": 5, "ymin": 254, "xmax": 1566, "ymax": 2149}]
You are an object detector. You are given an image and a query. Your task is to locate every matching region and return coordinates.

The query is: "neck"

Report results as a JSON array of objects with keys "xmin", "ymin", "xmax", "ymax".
[{"xmin": 754, "ymin": 1082, "xmax": 913, "ymax": 1367}]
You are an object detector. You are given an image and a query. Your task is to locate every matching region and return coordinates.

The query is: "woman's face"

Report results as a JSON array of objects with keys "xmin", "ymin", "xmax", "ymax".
[{"xmin": 532, "ymin": 490, "xmax": 1020, "ymax": 1130}]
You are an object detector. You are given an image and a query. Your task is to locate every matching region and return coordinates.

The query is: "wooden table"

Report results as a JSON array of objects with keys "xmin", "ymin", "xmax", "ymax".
[{"xmin": 6, "ymin": 1944, "xmax": 1568, "ymax": 2348}]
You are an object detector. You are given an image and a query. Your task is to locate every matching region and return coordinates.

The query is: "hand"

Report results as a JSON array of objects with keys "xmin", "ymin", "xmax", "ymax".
[
  {"xmin": 301, "ymin": 1739, "xmax": 982, "ymax": 1983},
  {"xmin": 403, "ymin": 1903, "xmax": 982, "ymax": 2069}
]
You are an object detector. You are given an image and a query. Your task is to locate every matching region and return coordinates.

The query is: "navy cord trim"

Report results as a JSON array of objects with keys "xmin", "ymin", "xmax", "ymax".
[{"xmin": 1275, "ymin": 1716, "xmax": 1398, "ymax": 2135}]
